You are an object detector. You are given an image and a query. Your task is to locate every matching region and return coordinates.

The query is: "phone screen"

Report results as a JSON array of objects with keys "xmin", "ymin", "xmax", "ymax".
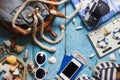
[{"xmin": 62, "ymin": 61, "xmax": 79, "ymax": 78}]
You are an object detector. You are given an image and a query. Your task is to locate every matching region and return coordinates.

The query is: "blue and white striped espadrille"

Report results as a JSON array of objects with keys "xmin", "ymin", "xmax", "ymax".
[{"xmin": 94, "ymin": 61, "xmax": 120, "ymax": 80}]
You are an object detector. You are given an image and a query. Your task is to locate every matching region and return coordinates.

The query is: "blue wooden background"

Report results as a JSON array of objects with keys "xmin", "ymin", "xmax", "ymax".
[{"xmin": 0, "ymin": 1, "xmax": 120, "ymax": 80}]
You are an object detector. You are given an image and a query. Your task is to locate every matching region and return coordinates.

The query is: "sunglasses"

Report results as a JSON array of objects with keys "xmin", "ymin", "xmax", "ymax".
[{"xmin": 34, "ymin": 52, "xmax": 47, "ymax": 80}]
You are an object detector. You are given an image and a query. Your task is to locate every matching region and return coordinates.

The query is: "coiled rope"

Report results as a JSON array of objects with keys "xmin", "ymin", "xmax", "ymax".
[{"xmin": 12, "ymin": 0, "xmax": 83, "ymax": 52}]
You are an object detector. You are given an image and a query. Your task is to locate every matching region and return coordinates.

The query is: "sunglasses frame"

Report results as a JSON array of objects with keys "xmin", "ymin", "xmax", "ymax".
[{"xmin": 34, "ymin": 52, "xmax": 47, "ymax": 79}]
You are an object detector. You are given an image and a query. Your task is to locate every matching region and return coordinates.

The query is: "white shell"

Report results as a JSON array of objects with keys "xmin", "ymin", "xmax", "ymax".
[
  {"xmin": 3, "ymin": 40, "xmax": 11, "ymax": 47},
  {"xmin": 89, "ymin": 54, "xmax": 95, "ymax": 58},
  {"xmin": 72, "ymin": 18, "xmax": 76, "ymax": 24},
  {"xmin": 110, "ymin": 54, "xmax": 116, "ymax": 61},
  {"xmin": 3, "ymin": 64, "xmax": 10, "ymax": 72},
  {"xmin": 48, "ymin": 56, "xmax": 56, "ymax": 64},
  {"xmin": 13, "ymin": 68, "xmax": 19, "ymax": 75},
  {"xmin": 75, "ymin": 26, "xmax": 83, "ymax": 30}
]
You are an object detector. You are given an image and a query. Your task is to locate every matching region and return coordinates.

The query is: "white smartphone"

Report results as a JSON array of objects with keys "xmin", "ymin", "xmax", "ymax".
[{"xmin": 60, "ymin": 58, "xmax": 81, "ymax": 80}]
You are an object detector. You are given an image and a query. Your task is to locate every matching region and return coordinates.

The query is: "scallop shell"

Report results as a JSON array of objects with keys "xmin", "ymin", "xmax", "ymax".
[
  {"xmin": 48, "ymin": 56, "xmax": 56, "ymax": 64},
  {"xmin": 110, "ymin": 54, "xmax": 116, "ymax": 61}
]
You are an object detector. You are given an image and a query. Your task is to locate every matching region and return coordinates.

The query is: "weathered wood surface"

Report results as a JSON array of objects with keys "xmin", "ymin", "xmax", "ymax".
[{"xmin": 0, "ymin": 1, "xmax": 120, "ymax": 80}]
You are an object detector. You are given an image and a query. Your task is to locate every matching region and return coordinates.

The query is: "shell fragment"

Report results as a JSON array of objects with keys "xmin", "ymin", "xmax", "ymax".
[
  {"xmin": 110, "ymin": 54, "xmax": 116, "ymax": 61},
  {"xmin": 48, "ymin": 56, "xmax": 56, "ymax": 64},
  {"xmin": 75, "ymin": 26, "xmax": 82, "ymax": 30},
  {"xmin": 89, "ymin": 54, "xmax": 95, "ymax": 58}
]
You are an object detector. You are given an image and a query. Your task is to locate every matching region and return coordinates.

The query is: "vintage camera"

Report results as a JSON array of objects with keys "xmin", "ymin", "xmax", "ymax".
[{"xmin": 84, "ymin": 0, "xmax": 110, "ymax": 26}]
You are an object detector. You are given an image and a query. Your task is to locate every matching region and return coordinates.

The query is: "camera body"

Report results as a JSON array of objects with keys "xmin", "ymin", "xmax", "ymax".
[{"xmin": 84, "ymin": 0, "xmax": 110, "ymax": 26}]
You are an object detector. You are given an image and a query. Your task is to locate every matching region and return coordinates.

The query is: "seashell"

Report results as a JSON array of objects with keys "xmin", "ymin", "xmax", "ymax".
[
  {"xmin": 75, "ymin": 26, "xmax": 83, "ymax": 30},
  {"xmin": 23, "ymin": 49, "xmax": 28, "ymax": 61},
  {"xmin": 110, "ymin": 54, "xmax": 116, "ymax": 61},
  {"xmin": 13, "ymin": 68, "xmax": 19, "ymax": 75},
  {"xmin": 0, "ymin": 63, "xmax": 3, "ymax": 73},
  {"xmin": 2, "ymin": 71, "xmax": 12, "ymax": 80},
  {"xmin": 89, "ymin": 54, "xmax": 95, "ymax": 58},
  {"xmin": 27, "ymin": 61, "xmax": 35, "ymax": 72},
  {"xmin": 3, "ymin": 64, "xmax": 10, "ymax": 72},
  {"xmin": 48, "ymin": 56, "xmax": 56, "ymax": 64},
  {"xmin": 14, "ymin": 45, "xmax": 25, "ymax": 53},
  {"xmin": 45, "ymin": 68, "xmax": 49, "ymax": 74},
  {"xmin": 3, "ymin": 40, "xmax": 11, "ymax": 47},
  {"xmin": 7, "ymin": 55, "xmax": 17, "ymax": 65},
  {"xmin": 72, "ymin": 18, "xmax": 76, "ymax": 24}
]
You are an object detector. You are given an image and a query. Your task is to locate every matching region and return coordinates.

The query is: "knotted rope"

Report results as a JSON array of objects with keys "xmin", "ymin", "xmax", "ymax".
[{"xmin": 12, "ymin": 0, "xmax": 83, "ymax": 52}]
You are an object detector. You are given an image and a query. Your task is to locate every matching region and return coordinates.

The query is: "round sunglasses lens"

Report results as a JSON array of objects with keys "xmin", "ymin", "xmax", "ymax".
[
  {"xmin": 36, "ymin": 68, "xmax": 45, "ymax": 79},
  {"xmin": 37, "ymin": 52, "xmax": 46, "ymax": 64}
]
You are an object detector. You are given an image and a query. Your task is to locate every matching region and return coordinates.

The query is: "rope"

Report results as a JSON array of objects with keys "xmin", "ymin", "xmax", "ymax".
[
  {"xmin": 12, "ymin": 0, "xmax": 83, "ymax": 52},
  {"xmin": 12, "ymin": 0, "xmax": 67, "ymax": 28},
  {"xmin": 65, "ymin": 0, "xmax": 83, "ymax": 19},
  {"xmin": 32, "ymin": 14, "xmax": 56, "ymax": 52},
  {"xmin": 37, "ymin": 13, "xmax": 65, "ymax": 44}
]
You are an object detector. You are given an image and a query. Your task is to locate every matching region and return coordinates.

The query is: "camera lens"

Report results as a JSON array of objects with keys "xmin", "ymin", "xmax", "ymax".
[
  {"xmin": 97, "ymin": 1, "xmax": 110, "ymax": 16},
  {"xmin": 35, "ymin": 52, "xmax": 47, "ymax": 65},
  {"xmin": 35, "ymin": 68, "xmax": 46, "ymax": 79}
]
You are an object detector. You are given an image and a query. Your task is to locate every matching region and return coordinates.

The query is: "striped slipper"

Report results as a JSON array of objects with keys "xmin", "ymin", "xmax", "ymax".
[
  {"xmin": 93, "ymin": 61, "xmax": 120, "ymax": 80},
  {"xmin": 77, "ymin": 74, "xmax": 96, "ymax": 80}
]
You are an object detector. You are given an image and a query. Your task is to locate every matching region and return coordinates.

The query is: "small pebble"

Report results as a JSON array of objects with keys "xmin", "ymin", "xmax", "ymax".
[
  {"xmin": 75, "ymin": 26, "xmax": 83, "ymax": 30},
  {"xmin": 89, "ymin": 66, "xmax": 93, "ymax": 70},
  {"xmin": 110, "ymin": 54, "xmax": 116, "ymax": 61},
  {"xmin": 72, "ymin": 18, "xmax": 76, "ymax": 24},
  {"xmin": 89, "ymin": 54, "xmax": 95, "ymax": 58},
  {"xmin": 48, "ymin": 56, "xmax": 56, "ymax": 64}
]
